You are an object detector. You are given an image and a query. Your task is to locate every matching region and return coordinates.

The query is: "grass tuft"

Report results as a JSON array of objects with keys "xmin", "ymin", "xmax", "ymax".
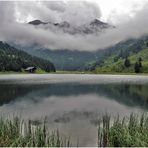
[
  {"xmin": 0, "ymin": 113, "xmax": 148, "ymax": 147},
  {"xmin": 0, "ymin": 117, "xmax": 70, "ymax": 147},
  {"xmin": 98, "ymin": 113, "xmax": 148, "ymax": 147}
]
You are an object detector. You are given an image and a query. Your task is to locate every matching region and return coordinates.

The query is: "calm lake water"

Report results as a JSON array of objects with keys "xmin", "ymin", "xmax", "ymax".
[{"xmin": 0, "ymin": 74, "xmax": 148, "ymax": 146}]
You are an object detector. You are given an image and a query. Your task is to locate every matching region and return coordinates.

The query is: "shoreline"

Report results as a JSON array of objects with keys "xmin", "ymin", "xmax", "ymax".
[{"xmin": 0, "ymin": 71, "xmax": 148, "ymax": 76}]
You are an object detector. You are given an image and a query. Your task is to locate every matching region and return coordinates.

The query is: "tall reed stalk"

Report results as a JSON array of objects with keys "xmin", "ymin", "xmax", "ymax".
[
  {"xmin": 98, "ymin": 113, "xmax": 148, "ymax": 147},
  {"xmin": 0, "ymin": 117, "xmax": 71, "ymax": 147},
  {"xmin": 0, "ymin": 113, "xmax": 148, "ymax": 147}
]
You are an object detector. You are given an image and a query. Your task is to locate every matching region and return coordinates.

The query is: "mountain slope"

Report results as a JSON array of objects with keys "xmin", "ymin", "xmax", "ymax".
[
  {"xmin": 91, "ymin": 36, "xmax": 148, "ymax": 73},
  {"xmin": 13, "ymin": 18, "xmax": 113, "ymax": 71},
  {"xmin": 14, "ymin": 35, "xmax": 148, "ymax": 72},
  {"xmin": 24, "ymin": 48, "xmax": 98, "ymax": 71},
  {"xmin": 0, "ymin": 41, "xmax": 56, "ymax": 72}
]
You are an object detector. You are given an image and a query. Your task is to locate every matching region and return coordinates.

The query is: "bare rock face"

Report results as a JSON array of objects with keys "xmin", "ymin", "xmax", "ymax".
[
  {"xmin": 28, "ymin": 20, "xmax": 48, "ymax": 25},
  {"xmin": 28, "ymin": 19, "xmax": 114, "ymax": 35}
]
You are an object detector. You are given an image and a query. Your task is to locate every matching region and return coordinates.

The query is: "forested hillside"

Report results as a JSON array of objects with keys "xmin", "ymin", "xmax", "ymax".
[
  {"xmin": 0, "ymin": 41, "xmax": 56, "ymax": 72},
  {"xmin": 89, "ymin": 36, "xmax": 148, "ymax": 73},
  {"xmin": 12, "ymin": 34, "xmax": 148, "ymax": 73},
  {"xmin": 25, "ymin": 48, "xmax": 97, "ymax": 71}
]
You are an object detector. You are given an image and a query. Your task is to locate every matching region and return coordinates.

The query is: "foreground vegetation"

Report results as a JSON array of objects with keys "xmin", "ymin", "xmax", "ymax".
[
  {"xmin": 98, "ymin": 113, "xmax": 148, "ymax": 147},
  {"xmin": 0, "ymin": 117, "xmax": 71, "ymax": 147},
  {"xmin": 0, "ymin": 114, "xmax": 148, "ymax": 147}
]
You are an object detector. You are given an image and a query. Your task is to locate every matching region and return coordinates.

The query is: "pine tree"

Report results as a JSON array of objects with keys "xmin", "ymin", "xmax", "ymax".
[
  {"xmin": 124, "ymin": 57, "xmax": 131, "ymax": 67},
  {"xmin": 134, "ymin": 62, "xmax": 140, "ymax": 73},
  {"xmin": 138, "ymin": 57, "xmax": 142, "ymax": 68}
]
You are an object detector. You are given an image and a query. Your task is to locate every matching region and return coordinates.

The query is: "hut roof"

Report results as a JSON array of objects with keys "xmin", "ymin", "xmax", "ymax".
[{"xmin": 25, "ymin": 67, "xmax": 36, "ymax": 70}]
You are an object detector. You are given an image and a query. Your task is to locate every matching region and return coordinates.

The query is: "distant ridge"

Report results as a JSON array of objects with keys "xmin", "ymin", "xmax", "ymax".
[{"xmin": 28, "ymin": 18, "xmax": 113, "ymax": 35}]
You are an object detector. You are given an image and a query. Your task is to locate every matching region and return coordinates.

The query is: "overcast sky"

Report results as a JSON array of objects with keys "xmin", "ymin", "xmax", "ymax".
[
  {"xmin": 0, "ymin": 0, "xmax": 148, "ymax": 51},
  {"xmin": 15, "ymin": 0, "xmax": 147, "ymax": 25}
]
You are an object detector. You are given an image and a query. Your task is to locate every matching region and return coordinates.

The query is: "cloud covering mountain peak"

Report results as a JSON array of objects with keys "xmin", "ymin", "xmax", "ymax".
[
  {"xmin": 0, "ymin": 1, "xmax": 148, "ymax": 51},
  {"xmin": 28, "ymin": 18, "xmax": 112, "ymax": 35}
]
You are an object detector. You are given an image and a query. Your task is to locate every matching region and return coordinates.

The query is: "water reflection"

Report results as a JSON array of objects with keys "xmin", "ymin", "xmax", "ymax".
[
  {"xmin": 0, "ymin": 76, "xmax": 148, "ymax": 146},
  {"xmin": 0, "ymin": 83, "xmax": 148, "ymax": 109}
]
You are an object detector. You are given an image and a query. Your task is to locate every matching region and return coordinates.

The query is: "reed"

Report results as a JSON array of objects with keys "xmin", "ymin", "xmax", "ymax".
[
  {"xmin": 0, "ymin": 113, "xmax": 148, "ymax": 147},
  {"xmin": 0, "ymin": 117, "xmax": 71, "ymax": 147},
  {"xmin": 98, "ymin": 113, "xmax": 148, "ymax": 147}
]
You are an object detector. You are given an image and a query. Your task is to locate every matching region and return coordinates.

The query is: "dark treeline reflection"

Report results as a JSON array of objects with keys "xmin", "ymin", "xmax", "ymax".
[{"xmin": 0, "ymin": 83, "xmax": 148, "ymax": 109}]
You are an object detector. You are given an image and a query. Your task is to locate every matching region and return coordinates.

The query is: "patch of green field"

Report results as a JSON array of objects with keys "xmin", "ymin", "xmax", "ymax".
[{"xmin": 95, "ymin": 48, "xmax": 148, "ymax": 74}]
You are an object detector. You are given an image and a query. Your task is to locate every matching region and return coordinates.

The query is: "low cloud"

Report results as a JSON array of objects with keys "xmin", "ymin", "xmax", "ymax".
[{"xmin": 0, "ymin": 1, "xmax": 148, "ymax": 51}]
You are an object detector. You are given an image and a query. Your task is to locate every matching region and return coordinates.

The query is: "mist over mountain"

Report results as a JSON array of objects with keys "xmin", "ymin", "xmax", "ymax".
[
  {"xmin": 0, "ymin": 1, "xmax": 148, "ymax": 71},
  {"xmin": 28, "ymin": 19, "xmax": 112, "ymax": 35},
  {"xmin": 0, "ymin": 1, "xmax": 148, "ymax": 51}
]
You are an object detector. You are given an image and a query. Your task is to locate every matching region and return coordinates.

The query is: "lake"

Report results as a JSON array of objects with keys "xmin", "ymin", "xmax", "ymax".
[{"xmin": 0, "ymin": 74, "xmax": 148, "ymax": 146}]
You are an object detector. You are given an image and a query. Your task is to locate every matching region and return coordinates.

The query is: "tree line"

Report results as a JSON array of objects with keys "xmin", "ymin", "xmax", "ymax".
[
  {"xmin": 124, "ymin": 57, "xmax": 142, "ymax": 73},
  {"xmin": 0, "ymin": 41, "xmax": 56, "ymax": 72}
]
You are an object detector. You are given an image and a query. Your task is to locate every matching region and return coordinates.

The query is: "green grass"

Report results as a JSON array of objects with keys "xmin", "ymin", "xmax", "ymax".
[
  {"xmin": 0, "ymin": 70, "xmax": 94, "ymax": 75},
  {"xmin": 0, "ymin": 69, "xmax": 52, "ymax": 75},
  {"xmin": 0, "ymin": 117, "xmax": 71, "ymax": 147},
  {"xmin": 54, "ymin": 70, "xmax": 93, "ymax": 74},
  {"xmin": 98, "ymin": 113, "xmax": 148, "ymax": 147},
  {"xmin": 95, "ymin": 48, "xmax": 148, "ymax": 74},
  {"xmin": 0, "ymin": 114, "xmax": 148, "ymax": 147}
]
